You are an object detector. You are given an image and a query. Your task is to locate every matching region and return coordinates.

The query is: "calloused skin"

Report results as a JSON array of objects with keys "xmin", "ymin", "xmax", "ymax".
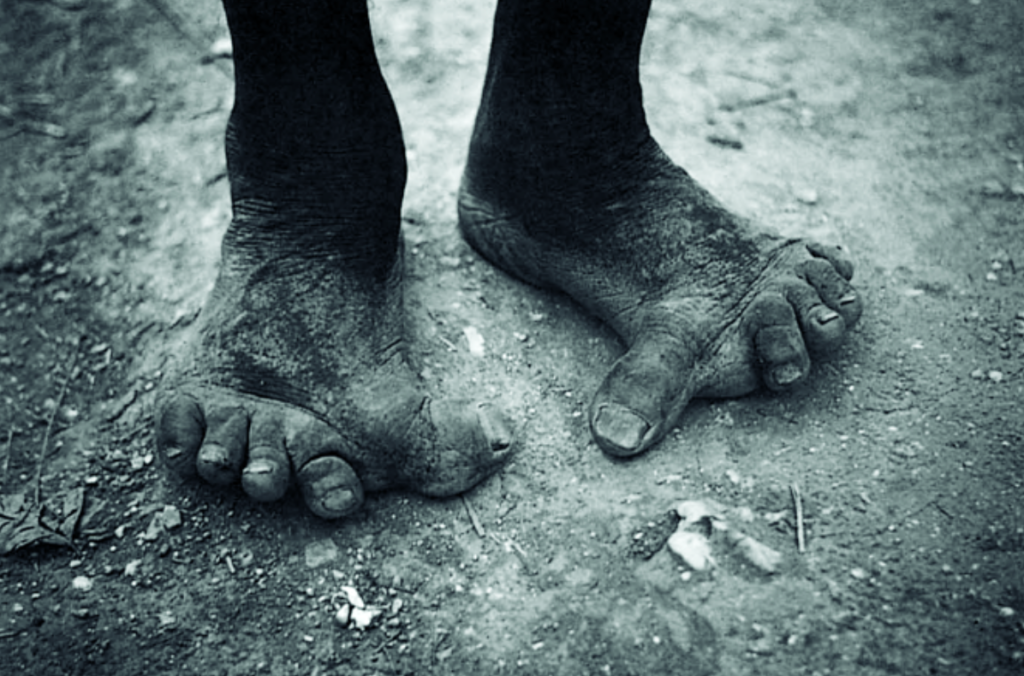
[{"xmin": 155, "ymin": 0, "xmax": 861, "ymax": 518}]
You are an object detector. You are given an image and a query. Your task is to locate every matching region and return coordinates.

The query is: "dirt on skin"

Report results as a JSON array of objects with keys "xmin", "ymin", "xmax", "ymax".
[{"xmin": 1, "ymin": 0, "xmax": 1023, "ymax": 673}]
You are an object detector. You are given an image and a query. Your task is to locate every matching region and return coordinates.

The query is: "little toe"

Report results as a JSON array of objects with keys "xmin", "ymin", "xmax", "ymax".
[
  {"xmin": 403, "ymin": 399, "xmax": 515, "ymax": 497},
  {"xmin": 241, "ymin": 413, "xmax": 292, "ymax": 502},
  {"xmin": 589, "ymin": 334, "xmax": 697, "ymax": 457},
  {"xmin": 156, "ymin": 393, "xmax": 205, "ymax": 478},
  {"xmin": 747, "ymin": 294, "xmax": 811, "ymax": 392},
  {"xmin": 807, "ymin": 241, "xmax": 855, "ymax": 281},
  {"xmin": 196, "ymin": 406, "xmax": 249, "ymax": 486}
]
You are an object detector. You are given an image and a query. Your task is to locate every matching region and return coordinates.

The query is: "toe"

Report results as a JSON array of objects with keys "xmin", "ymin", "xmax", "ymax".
[
  {"xmin": 746, "ymin": 293, "xmax": 811, "ymax": 391},
  {"xmin": 589, "ymin": 333, "xmax": 697, "ymax": 457},
  {"xmin": 403, "ymin": 398, "xmax": 515, "ymax": 497},
  {"xmin": 156, "ymin": 393, "xmax": 205, "ymax": 478},
  {"xmin": 807, "ymin": 241, "xmax": 854, "ymax": 281},
  {"xmin": 288, "ymin": 419, "xmax": 365, "ymax": 519},
  {"xmin": 196, "ymin": 406, "xmax": 249, "ymax": 486},
  {"xmin": 783, "ymin": 279, "xmax": 847, "ymax": 354},
  {"xmin": 241, "ymin": 412, "xmax": 293, "ymax": 502},
  {"xmin": 297, "ymin": 455, "xmax": 364, "ymax": 520},
  {"xmin": 796, "ymin": 257, "xmax": 863, "ymax": 329}
]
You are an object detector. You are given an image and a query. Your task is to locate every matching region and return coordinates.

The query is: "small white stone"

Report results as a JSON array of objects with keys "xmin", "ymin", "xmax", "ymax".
[
  {"xmin": 667, "ymin": 530, "xmax": 714, "ymax": 572},
  {"xmin": 988, "ymin": 370, "xmax": 1004, "ymax": 383},
  {"xmin": 341, "ymin": 586, "xmax": 365, "ymax": 608},
  {"xmin": 463, "ymin": 326, "xmax": 485, "ymax": 356},
  {"xmin": 72, "ymin": 575, "xmax": 93, "ymax": 591},
  {"xmin": 350, "ymin": 606, "xmax": 382, "ymax": 630}
]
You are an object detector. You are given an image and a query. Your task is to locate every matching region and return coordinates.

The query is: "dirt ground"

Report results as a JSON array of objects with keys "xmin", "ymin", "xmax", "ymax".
[{"xmin": 2, "ymin": 0, "xmax": 1023, "ymax": 673}]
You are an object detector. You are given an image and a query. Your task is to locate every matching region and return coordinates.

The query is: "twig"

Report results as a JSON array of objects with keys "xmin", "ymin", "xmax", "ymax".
[
  {"xmin": 790, "ymin": 483, "xmax": 806, "ymax": 553},
  {"xmin": 718, "ymin": 88, "xmax": 796, "ymax": 112},
  {"xmin": 462, "ymin": 495, "xmax": 485, "ymax": 537},
  {"xmin": 35, "ymin": 341, "xmax": 79, "ymax": 505},
  {"xmin": 141, "ymin": 0, "xmax": 233, "ymax": 80}
]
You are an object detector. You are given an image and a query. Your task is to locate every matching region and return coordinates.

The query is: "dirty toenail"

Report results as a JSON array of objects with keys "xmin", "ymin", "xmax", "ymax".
[
  {"xmin": 197, "ymin": 444, "xmax": 239, "ymax": 485},
  {"xmin": 593, "ymin": 404, "xmax": 651, "ymax": 455},
  {"xmin": 243, "ymin": 458, "xmax": 276, "ymax": 476},
  {"xmin": 839, "ymin": 293, "xmax": 857, "ymax": 306},
  {"xmin": 772, "ymin": 363, "xmax": 805, "ymax": 386},
  {"xmin": 314, "ymin": 483, "xmax": 358, "ymax": 516},
  {"xmin": 817, "ymin": 309, "xmax": 841, "ymax": 325}
]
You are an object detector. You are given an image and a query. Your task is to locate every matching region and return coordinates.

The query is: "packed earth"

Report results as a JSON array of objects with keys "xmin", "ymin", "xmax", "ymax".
[{"xmin": 1, "ymin": 0, "xmax": 1023, "ymax": 674}]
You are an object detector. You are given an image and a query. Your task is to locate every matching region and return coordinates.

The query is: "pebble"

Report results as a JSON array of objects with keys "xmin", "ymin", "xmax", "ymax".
[
  {"xmin": 794, "ymin": 187, "xmax": 819, "ymax": 205},
  {"xmin": 72, "ymin": 575, "xmax": 93, "ymax": 591},
  {"xmin": 667, "ymin": 530, "xmax": 714, "ymax": 571},
  {"xmin": 463, "ymin": 327, "xmax": 485, "ymax": 357},
  {"xmin": 304, "ymin": 539, "xmax": 340, "ymax": 568}
]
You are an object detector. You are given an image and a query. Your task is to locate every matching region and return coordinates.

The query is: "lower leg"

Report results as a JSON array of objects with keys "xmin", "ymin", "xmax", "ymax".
[
  {"xmin": 461, "ymin": 0, "xmax": 862, "ymax": 456},
  {"xmin": 156, "ymin": 0, "xmax": 513, "ymax": 518}
]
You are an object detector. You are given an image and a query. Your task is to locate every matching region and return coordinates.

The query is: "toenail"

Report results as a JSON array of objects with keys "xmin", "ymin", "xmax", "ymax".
[
  {"xmin": 476, "ymin": 404, "xmax": 512, "ymax": 451},
  {"xmin": 839, "ymin": 293, "xmax": 857, "ymax": 306},
  {"xmin": 593, "ymin": 404, "xmax": 651, "ymax": 456},
  {"xmin": 772, "ymin": 363, "xmax": 804, "ymax": 387},
  {"xmin": 165, "ymin": 446, "xmax": 185, "ymax": 459},
  {"xmin": 197, "ymin": 444, "xmax": 240, "ymax": 485},
  {"xmin": 817, "ymin": 309, "xmax": 841, "ymax": 325},
  {"xmin": 243, "ymin": 458, "xmax": 276, "ymax": 476},
  {"xmin": 314, "ymin": 484, "xmax": 358, "ymax": 516}
]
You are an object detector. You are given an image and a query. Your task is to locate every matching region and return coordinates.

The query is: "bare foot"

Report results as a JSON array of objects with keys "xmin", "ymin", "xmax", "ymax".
[
  {"xmin": 459, "ymin": 137, "xmax": 861, "ymax": 457},
  {"xmin": 156, "ymin": 236, "xmax": 513, "ymax": 518}
]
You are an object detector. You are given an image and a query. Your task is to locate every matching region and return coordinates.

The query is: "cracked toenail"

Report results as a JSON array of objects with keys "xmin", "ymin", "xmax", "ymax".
[
  {"xmin": 773, "ymin": 363, "xmax": 804, "ymax": 386},
  {"xmin": 839, "ymin": 293, "xmax": 857, "ymax": 305},
  {"xmin": 817, "ymin": 310, "xmax": 841, "ymax": 324},
  {"xmin": 593, "ymin": 404, "xmax": 650, "ymax": 455}
]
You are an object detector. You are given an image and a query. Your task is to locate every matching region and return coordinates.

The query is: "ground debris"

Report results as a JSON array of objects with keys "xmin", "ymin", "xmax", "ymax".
[
  {"xmin": 0, "ymin": 486, "xmax": 84, "ymax": 554},
  {"xmin": 628, "ymin": 509, "xmax": 680, "ymax": 559}
]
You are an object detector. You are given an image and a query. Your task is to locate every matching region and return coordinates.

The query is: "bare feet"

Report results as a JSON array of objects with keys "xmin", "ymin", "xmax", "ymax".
[{"xmin": 459, "ymin": 137, "xmax": 862, "ymax": 457}]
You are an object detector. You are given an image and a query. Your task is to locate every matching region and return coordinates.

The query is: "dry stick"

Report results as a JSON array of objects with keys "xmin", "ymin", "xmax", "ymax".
[
  {"xmin": 2, "ymin": 423, "xmax": 12, "ymax": 490},
  {"xmin": 462, "ymin": 495, "xmax": 485, "ymax": 537},
  {"xmin": 790, "ymin": 483, "xmax": 806, "ymax": 553},
  {"xmin": 34, "ymin": 343, "xmax": 79, "ymax": 506}
]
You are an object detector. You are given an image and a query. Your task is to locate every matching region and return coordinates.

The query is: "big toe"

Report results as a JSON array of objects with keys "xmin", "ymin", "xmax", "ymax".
[{"xmin": 589, "ymin": 334, "xmax": 697, "ymax": 457}]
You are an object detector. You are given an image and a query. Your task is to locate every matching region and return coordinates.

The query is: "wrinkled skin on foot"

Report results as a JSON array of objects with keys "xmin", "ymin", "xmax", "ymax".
[
  {"xmin": 155, "ymin": 241, "xmax": 514, "ymax": 519},
  {"xmin": 459, "ymin": 138, "xmax": 862, "ymax": 457}
]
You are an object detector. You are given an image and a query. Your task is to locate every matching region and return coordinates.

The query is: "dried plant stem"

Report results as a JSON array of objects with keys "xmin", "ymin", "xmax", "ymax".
[
  {"xmin": 790, "ymin": 483, "xmax": 806, "ymax": 553},
  {"xmin": 462, "ymin": 495, "xmax": 485, "ymax": 537},
  {"xmin": 34, "ymin": 344, "xmax": 79, "ymax": 505}
]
